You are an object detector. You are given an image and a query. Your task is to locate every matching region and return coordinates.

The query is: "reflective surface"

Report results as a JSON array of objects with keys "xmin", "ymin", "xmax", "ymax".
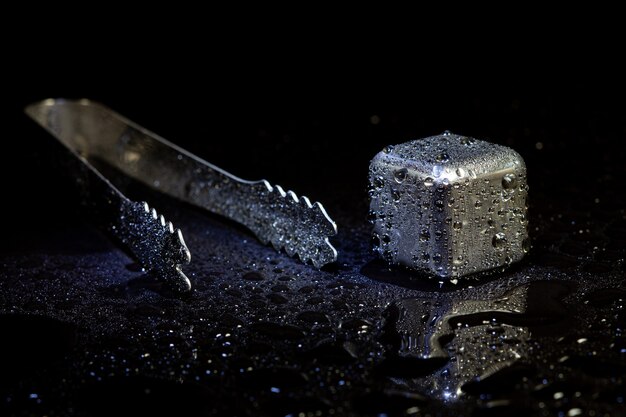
[
  {"xmin": 25, "ymin": 99, "xmax": 338, "ymax": 275},
  {"xmin": 369, "ymin": 132, "xmax": 528, "ymax": 277}
]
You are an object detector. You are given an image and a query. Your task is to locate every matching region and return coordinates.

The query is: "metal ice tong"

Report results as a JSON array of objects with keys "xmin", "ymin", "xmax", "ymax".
[{"xmin": 25, "ymin": 99, "xmax": 338, "ymax": 292}]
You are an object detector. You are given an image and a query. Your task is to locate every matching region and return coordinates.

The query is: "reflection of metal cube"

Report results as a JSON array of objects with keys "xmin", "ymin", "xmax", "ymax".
[{"xmin": 368, "ymin": 132, "xmax": 529, "ymax": 278}]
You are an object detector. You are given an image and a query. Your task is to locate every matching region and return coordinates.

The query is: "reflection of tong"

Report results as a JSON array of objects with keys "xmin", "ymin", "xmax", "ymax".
[{"xmin": 25, "ymin": 99, "xmax": 338, "ymax": 292}]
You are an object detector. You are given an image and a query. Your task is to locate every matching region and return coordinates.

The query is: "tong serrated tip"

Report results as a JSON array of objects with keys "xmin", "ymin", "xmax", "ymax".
[
  {"xmin": 126, "ymin": 201, "xmax": 192, "ymax": 292},
  {"xmin": 263, "ymin": 180, "xmax": 338, "ymax": 268}
]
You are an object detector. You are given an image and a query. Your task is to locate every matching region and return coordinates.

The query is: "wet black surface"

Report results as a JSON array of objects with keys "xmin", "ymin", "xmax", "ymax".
[{"xmin": 2, "ymin": 77, "xmax": 626, "ymax": 417}]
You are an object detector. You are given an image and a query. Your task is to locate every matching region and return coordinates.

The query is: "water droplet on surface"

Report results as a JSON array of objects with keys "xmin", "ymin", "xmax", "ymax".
[
  {"xmin": 243, "ymin": 272, "xmax": 265, "ymax": 281},
  {"xmin": 267, "ymin": 293, "xmax": 288, "ymax": 305},
  {"xmin": 502, "ymin": 173, "xmax": 517, "ymax": 189},
  {"xmin": 424, "ymin": 177, "xmax": 434, "ymax": 187},
  {"xmin": 297, "ymin": 311, "xmax": 331, "ymax": 325},
  {"xmin": 453, "ymin": 221, "xmax": 463, "ymax": 230},
  {"xmin": 251, "ymin": 322, "xmax": 305, "ymax": 340},
  {"xmin": 492, "ymin": 233, "xmax": 507, "ymax": 250},
  {"xmin": 271, "ymin": 284, "xmax": 289, "ymax": 293},
  {"xmin": 383, "ymin": 145, "xmax": 394, "ymax": 154},
  {"xmin": 435, "ymin": 153, "xmax": 450, "ymax": 163},
  {"xmin": 420, "ymin": 229, "xmax": 431, "ymax": 242},
  {"xmin": 371, "ymin": 234, "xmax": 381, "ymax": 249},
  {"xmin": 394, "ymin": 168, "xmax": 408, "ymax": 183}
]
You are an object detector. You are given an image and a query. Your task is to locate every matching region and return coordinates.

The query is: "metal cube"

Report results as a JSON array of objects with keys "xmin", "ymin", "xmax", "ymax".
[{"xmin": 368, "ymin": 132, "xmax": 529, "ymax": 278}]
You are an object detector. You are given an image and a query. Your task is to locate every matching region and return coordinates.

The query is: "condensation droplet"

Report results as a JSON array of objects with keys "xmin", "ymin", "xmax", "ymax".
[
  {"xmin": 394, "ymin": 168, "xmax": 408, "ymax": 183},
  {"xmin": 460, "ymin": 136, "xmax": 476, "ymax": 145},
  {"xmin": 502, "ymin": 173, "xmax": 517, "ymax": 189},
  {"xmin": 492, "ymin": 232, "xmax": 507, "ymax": 250},
  {"xmin": 371, "ymin": 234, "xmax": 380, "ymax": 249}
]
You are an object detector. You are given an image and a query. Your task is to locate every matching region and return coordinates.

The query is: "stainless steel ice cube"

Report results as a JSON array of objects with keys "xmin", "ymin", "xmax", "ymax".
[{"xmin": 368, "ymin": 132, "xmax": 529, "ymax": 278}]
